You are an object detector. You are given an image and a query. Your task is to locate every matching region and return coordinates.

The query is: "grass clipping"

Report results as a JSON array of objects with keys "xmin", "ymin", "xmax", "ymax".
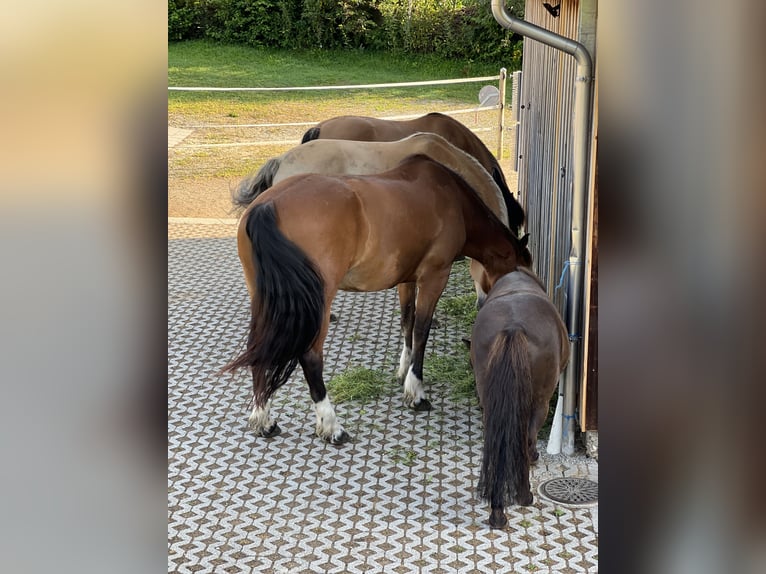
[
  {"xmin": 327, "ymin": 366, "xmax": 392, "ymax": 404},
  {"xmin": 424, "ymin": 349, "xmax": 477, "ymax": 403},
  {"xmin": 426, "ymin": 267, "xmax": 480, "ymax": 404}
]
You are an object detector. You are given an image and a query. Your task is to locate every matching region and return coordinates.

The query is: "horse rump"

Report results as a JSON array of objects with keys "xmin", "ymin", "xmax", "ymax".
[{"xmin": 223, "ymin": 202, "xmax": 325, "ymax": 404}]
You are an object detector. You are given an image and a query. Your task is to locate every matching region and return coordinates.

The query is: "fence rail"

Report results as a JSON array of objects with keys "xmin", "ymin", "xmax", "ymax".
[
  {"xmin": 169, "ymin": 71, "xmax": 509, "ymax": 157},
  {"xmin": 179, "ymin": 106, "xmax": 501, "ymax": 131},
  {"xmin": 168, "ymin": 75, "xmax": 501, "ymax": 92}
]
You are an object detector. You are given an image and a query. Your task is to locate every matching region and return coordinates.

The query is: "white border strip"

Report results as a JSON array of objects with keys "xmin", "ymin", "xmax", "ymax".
[
  {"xmin": 169, "ymin": 217, "xmax": 239, "ymax": 225},
  {"xmin": 179, "ymin": 105, "xmax": 502, "ymax": 130},
  {"xmin": 169, "ymin": 75, "xmax": 500, "ymax": 92},
  {"xmin": 174, "ymin": 140, "xmax": 300, "ymax": 149},
  {"xmin": 171, "ymin": 127, "xmax": 496, "ymax": 150}
]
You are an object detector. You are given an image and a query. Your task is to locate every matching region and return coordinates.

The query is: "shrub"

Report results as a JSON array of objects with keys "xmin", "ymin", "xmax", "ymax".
[{"xmin": 169, "ymin": 0, "xmax": 524, "ymax": 66}]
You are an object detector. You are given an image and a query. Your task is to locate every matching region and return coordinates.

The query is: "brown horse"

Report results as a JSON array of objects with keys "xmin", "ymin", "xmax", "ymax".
[
  {"xmin": 301, "ymin": 112, "xmax": 524, "ymax": 232},
  {"xmin": 224, "ymin": 154, "xmax": 530, "ymax": 445},
  {"xmin": 470, "ymin": 268, "xmax": 570, "ymax": 529},
  {"xmin": 233, "ymin": 132, "xmax": 526, "ymax": 307}
]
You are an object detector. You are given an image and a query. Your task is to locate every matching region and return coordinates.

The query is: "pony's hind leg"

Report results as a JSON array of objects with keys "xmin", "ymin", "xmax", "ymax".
[
  {"xmin": 528, "ymin": 397, "xmax": 552, "ymax": 462},
  {"xmin": 515, "ymin": 473, "xmax": 534, "ymax": 506},
  {"xmin": 396, "ymin": 283, "xmax": 416, "ymax": 383},
  {"xmin": 300, "ymin": 349, "xmax": 350, "ymax": 445},
  {"xmin": 248, "ymin": 370, "xmax": 281, "ymax": 438},
  {"xmin": 489, "ymin": 507, "xmax": 509, "ymax": 529}
]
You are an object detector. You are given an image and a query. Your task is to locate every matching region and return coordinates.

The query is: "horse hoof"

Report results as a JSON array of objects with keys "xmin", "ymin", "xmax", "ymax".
[
  {"xmin": 489, "ymin": 509, "xmax": 508, "ymax": 529},
  {"xmin": 516, "ymin": 491, "xmax": 534, "ymax": 506},
  {"xmin": 259, "ymin": 422, "xmax": 282, "ymax": 438},
  {"xmin": 330, "ymin": 313, "xmax": 338, "ymax": 322},
  {"xmin": 412, "ymin": 398, "xmax": 432, "ymax": 412},
  {"xmin": 329, "ymin": 430, "xmax": 351, "ymax": 445}
]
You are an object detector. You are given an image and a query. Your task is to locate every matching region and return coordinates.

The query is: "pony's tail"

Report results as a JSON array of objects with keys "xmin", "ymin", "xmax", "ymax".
[
  {"xmin": 301, "ymin": 126, "xmax": 320, "ymax": 143},
  {"xmin": 232, "ymin": 158, "xmax": 282, "ymax": 209},
  {"xmin": 477, "ymin": 329, "xmax": 533, "ymax": 510},
  {"xmin": 223, "ymin": 202, "xmax": 325, "ymax": 404}
]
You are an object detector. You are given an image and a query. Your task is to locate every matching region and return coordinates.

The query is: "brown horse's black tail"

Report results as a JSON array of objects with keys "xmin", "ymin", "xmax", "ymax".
[
  {"xmin": 223, "ymin": 202, "xmax": 325, "ymax": 404},
  {"xmin": 477, "ymin": 329, "xmax": 533, "ymax": 510},
  {"xmin": 301, "ymin": 126, "xmax": 320, "ymax": 143}
]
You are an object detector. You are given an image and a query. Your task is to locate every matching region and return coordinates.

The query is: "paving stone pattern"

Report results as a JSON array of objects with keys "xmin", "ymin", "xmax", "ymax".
[{"xmin": 168, "ymin": 223, "xmax": 598, "ymax": 573}]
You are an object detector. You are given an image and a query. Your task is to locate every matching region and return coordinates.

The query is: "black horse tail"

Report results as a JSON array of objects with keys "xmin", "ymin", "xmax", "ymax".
[
  {"xmin": 301, "ymin": 126, "xmax": 320, "ymax": 143},
  {"xmin": 223, "ymin": 202, "xmax": 325, "ymax": 404},
  {"xmin": 232, "ymin": 157, "xmax": 282, "ymax": 209},
  {"xmin": 491, "ymin": 166, "xmax": 526, "ymax": 237},
  {"xmin": 477, "ymin": 329, "xmax": 533, "ymax": 522}
]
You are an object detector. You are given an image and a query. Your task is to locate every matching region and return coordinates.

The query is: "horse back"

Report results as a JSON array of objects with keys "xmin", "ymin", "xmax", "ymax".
[
  {"xmin": 317, "ymin": 115, "xmax": 410, "ymax": 141},
  {"xmin": 249, "ymin": 168, "xmax": 466, "ymax": 291},
  {"xmin": 337, "ymin": 166, "xmax": 468, "ymax": 287},
  {"xmin": 472, "ymin": 274, "xmax": 569, "ymax": 399},
  {"xmin": 413, "ymin": 113, "xmax": 498, "ymax": 172}
]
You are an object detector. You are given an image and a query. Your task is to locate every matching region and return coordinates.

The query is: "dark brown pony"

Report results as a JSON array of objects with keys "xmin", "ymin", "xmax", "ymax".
[
  {"xmin": 470, "ymin": 268, "xmax": 570, "ymax": 528},
  {"xmin": 301, "ymin": 112, "xmax": 524, "ymax": 231},
  {"xmin": 224, "ymin": 154, "xmax": 531, "ymax": 445}
]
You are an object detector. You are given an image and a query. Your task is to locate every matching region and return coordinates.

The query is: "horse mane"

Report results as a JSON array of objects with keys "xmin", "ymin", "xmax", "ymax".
[
  {"xmin": 409, "ymin": 132, "xmax": 510, "ymax": 229},
  {"xmin": 491, "ymin": 167, "xmax": 526, "ymax": 232},
  {"xmin": 399, "ymin": 153, "xmax": 528, "ymax": 262},
  {"xmin": 231, "ymin": 157, "xmax": 283, "ymax": 210},
  {"xmin": 423, "ymin": 113, "xmax": 525, "ymax": 232}
]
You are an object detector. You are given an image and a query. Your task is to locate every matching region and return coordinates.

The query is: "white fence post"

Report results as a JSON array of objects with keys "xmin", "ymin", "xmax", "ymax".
[
  {"xmin": 496, "ymin": 67, "xmax": 507, "ymax": 160},
  {"xmin": 511, "ymin": 70, "xmax": 522, "ymax": 174}
]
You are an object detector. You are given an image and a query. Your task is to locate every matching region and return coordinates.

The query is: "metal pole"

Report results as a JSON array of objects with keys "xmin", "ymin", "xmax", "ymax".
[
  {"xmin": 497, "ymin": 67, "xmax": 507, "ymax": 159},
  {"xmin": 511, "ymin": 70, "xmax": 522, "ymax": 175},
  {"xmin": 491, "ymin": 0, "xmax": 594, "ymax": 455}
]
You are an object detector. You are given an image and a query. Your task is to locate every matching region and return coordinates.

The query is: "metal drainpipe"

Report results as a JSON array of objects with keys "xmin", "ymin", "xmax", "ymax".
[{"xmin": 491, "ymin": 0, "xmax": 594, "ymax": 455}]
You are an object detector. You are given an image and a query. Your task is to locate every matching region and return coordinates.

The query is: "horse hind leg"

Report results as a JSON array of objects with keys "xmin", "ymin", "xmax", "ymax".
[
  {"xmin": 528, "ymin": 382, "xmax": 558, "ymax": 463},
  {"xmin": 248, "ymin": 371, "xmax": 281, "ymax": 438},
  {"xmin": 300, "ymin": 349, "xmax": 350, "ymax": 446},
  {"xmin": 515, "ymin": 476, "xmax": 534, "ymax": 506},
  {"xmin": 489, "ymin": 507, "xmax": 509, "ymax": 529}
]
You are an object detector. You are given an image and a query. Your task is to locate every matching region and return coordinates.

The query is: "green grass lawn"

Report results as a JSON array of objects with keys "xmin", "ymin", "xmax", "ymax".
[
  {"xmin": 168, "ymin": 40, "xmax": 514, "ymax": 183},
  {"xmin": 169, "ymin": 40, "xmax": 510, "ymax": 121}
]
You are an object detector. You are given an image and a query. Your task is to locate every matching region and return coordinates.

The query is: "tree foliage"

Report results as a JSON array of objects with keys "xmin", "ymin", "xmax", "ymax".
[{"xmin": 168, "ymin": 0, "xmax": 524, "ymax": 65}]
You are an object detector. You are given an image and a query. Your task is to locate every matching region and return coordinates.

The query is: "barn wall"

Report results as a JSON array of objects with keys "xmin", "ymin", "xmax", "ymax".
[
  {"xmin": 515, "ymin": 0, "xmax": 598, "ymax": 431},
  {"xmin": 517, "ymin": 0, "xmax": 580, "ymax": 310}
]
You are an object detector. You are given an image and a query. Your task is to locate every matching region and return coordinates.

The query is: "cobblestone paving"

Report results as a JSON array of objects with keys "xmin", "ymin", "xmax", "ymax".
[{"xmin": 168, "ymin": 222, "xmax": 598, "ymax": 573}]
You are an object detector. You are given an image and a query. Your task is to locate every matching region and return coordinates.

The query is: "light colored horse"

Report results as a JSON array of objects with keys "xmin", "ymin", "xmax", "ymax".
[
  {"xmin": 234, "ymin": 132, "xmax": 525, "ymax": 306},
  {"xmin": 470, "ymin": 268, "xmax": 570, "ymax": 529},
  {"xmin": 301, "ymin": 112, "xmax": 517, "ymax": 218},
  {"xmin": 224, "ymin": 155, "xmax": 531, "ymax": 445}
]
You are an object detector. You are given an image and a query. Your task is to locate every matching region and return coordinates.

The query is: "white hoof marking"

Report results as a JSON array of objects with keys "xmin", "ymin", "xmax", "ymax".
[
  {"xmin": 403, "ymin": 366, "xmax": 426, "ymax": 407},
  {"xmin": 397, "ymin": 344, "xmax": 412, "ymax": 380},
  {"xmin": 314, "ymin": 397, "xmax": 345, "ymax": 441},
  {"xmin": 248, "ymin": 402, "xmax": 275, "ymax": 434}
]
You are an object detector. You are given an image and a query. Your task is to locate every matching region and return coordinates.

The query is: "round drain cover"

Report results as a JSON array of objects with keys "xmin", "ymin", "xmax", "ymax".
[{"xmin": 538, "ymin": 478, "xmax": 598, "ymax": 507}]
